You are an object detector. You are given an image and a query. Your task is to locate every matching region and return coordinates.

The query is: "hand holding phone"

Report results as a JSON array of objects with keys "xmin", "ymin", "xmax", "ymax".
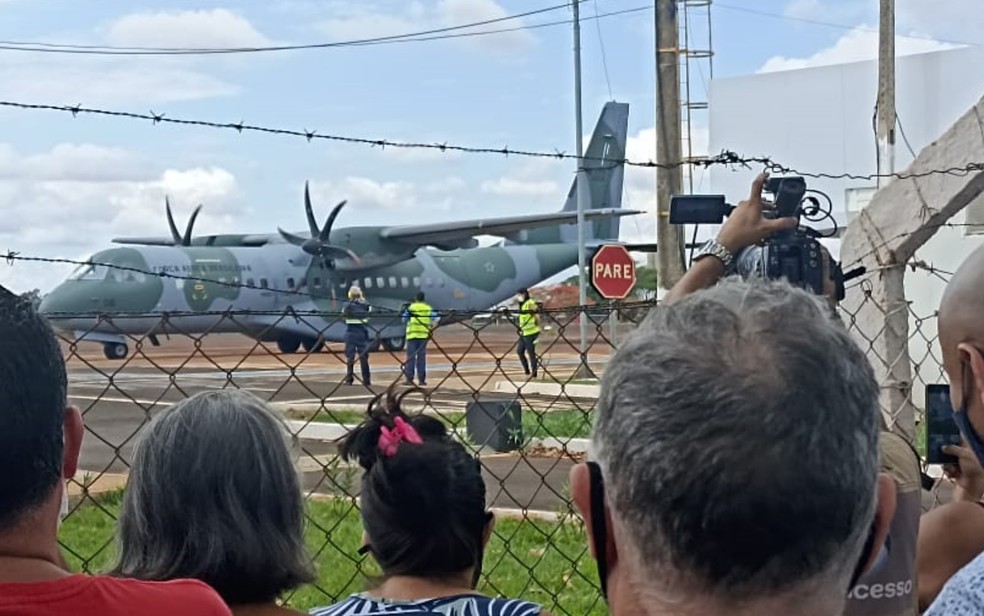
[{"xmin": 925, "ymin": 384, "xmax": 962, "ymax": 465}]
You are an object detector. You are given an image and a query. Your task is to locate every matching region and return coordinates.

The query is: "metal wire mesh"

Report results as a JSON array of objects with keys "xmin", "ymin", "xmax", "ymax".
[
  {"xmin": 40, "ymin": 260, "xmax": 958, "ymax": 614},
  {"xmin": 51, "ymin": 299, "xmax": 649, "ymax": 615}
]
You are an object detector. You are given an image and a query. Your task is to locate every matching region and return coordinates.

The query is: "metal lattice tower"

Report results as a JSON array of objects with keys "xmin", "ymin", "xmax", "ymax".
[{"xmin": 679, "ymin": 0, "xmax": 714, "ymax": 192}]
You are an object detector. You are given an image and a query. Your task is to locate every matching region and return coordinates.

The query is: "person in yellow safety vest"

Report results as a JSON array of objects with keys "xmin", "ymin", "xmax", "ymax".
[
  {"xmin": 516, "ymin": 288, "xmax": 541, "ymax": 378},
  {"xmin": 402, "ymin": 292, "xmax": 439, "ymax": 386}
]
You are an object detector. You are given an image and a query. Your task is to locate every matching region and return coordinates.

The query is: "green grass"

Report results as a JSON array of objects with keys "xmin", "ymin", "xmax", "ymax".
[
  {"xmin": 59, "ymin": 491, "xmax": 605, "ymax": 616},
  {"xmin": 312, "ymin": 407, "xmax": 594, "ymax": 441}
]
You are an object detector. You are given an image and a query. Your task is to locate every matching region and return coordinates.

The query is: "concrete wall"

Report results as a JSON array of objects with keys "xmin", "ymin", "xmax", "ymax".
[{"xmin": 705, "ymin": 45, "xmax": 984, "ymax": 409}]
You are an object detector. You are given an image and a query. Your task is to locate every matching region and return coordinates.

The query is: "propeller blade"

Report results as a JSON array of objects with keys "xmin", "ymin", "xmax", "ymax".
[
  {"xmin": 165, "ymin": 196, "xmax": 183, "ymax": 245},
  {"xmin": 303, "ymin": 181, "xmax": 319, "ymax": 238},
  {"xmin": 320, "ymin": 200, "xmax": 347, "ymax": 242},
  {"xmin": 278, "ymin": 228, "xmax": 309, "ymax": 247},
  {"xmin": 182, "ymin": 204, "xmax": 202, "ymax": 246}
]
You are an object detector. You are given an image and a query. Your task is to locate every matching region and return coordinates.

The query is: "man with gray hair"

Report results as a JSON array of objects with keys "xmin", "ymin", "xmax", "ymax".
[{"xmin": 569, "ymin": 276, "xmax": 898, "ymax": 616}]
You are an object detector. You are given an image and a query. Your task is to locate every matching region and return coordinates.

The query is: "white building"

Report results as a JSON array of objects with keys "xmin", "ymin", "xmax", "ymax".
[{"xmin": 706, "ymin": 45, "xmax": 984, "ymax": 404}]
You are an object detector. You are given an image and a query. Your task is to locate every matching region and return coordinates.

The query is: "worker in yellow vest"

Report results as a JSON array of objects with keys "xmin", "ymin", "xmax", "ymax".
[
  {"xmin": 402, "ymin": 292, "xmax": 438, "ymax": 386},
  {"xmin": 516, "ymin": 288, "xmax": 541, "ymax": 378}
]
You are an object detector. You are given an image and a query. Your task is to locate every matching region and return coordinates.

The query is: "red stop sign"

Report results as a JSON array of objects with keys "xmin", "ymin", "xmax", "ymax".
[{"xmin": 590, "ymin": 244, "xmax": 636, "ymax": 299}]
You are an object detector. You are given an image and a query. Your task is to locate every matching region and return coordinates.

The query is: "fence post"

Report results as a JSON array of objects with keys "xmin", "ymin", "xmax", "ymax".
[{"xmin": 841, "ymin": 93, "xmax": 984, "ymax": 443}]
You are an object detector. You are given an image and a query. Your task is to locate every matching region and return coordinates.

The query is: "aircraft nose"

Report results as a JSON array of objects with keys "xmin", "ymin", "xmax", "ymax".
[{"xmin": 38, "ymin": 285, "xmax": 71, "ymax": 316}]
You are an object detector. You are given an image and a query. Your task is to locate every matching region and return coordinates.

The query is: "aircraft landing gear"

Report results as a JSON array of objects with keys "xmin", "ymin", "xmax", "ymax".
[
  {"xmin": 381, "ymin": 336, "xmax": 406, "ymax": 352},
  {"xmin": 276, "ymin": 336, "xmax": 301, "ymax": 354},
  {"xmin": 276, "ymin": 335, "xmax": 325, "ymax": 354},
  {"xmin": 103, "ymin": 342, "xmax": 128, "ymax": 360},
  {"xmin": 301, "ymin": 337, "xmax": 324, "ymax": 353}
]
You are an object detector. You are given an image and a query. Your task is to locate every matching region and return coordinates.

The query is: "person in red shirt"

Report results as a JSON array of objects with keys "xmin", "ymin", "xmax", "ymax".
[{"xmin": 0, "ymin": 285, "xmax": 231, "ymax": 616}]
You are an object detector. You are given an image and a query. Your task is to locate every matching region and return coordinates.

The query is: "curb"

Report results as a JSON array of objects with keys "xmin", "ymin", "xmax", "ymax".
[
  {"xmin": 493, "ymin": 381, "xmax": 600, "ymax": 398},
  {"xmin": 306, "ymin": 492, "xmax": 573, "ymax": 523},
  {"xmin": 283, "ymin": 420, "xmax": 591, "ymax": 454}
]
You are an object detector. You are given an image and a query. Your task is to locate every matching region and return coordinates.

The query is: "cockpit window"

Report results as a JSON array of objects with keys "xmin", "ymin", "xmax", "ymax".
[{"xmin": 68, "ymin": 263, "xmax": 107, "ymax": 281}]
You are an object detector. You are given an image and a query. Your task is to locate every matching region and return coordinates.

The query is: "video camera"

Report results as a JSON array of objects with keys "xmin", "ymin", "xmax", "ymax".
[{"xmin": 669, "ymin": 176, "xmax": 864, "ymax": 301}]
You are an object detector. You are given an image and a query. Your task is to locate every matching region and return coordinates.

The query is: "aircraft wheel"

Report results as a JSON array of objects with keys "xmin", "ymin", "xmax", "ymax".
[
  {"xmin": 382, "ymin": 336, "xmax": 406, "ymax": 352},
  {"xmin": 103, "ymin": 342, "xmax": 128, "ymax": 360},
  {"xmin": 302, "ymin": 337, "xmax": 324, "ymax": 353},
  {"xmin": 277, "ymin": 336, "xmax": 301, "ymax": 354}
]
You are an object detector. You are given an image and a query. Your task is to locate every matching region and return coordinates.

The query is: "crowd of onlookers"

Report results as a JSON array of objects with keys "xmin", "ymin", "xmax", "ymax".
[{"xmin": 5, "ymin": 174, "xmax": 984, "ymax": 615}]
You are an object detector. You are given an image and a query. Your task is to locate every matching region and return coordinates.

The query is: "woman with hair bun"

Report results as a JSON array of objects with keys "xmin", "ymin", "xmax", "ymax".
[{"xmin": 312, "ymin": 387, "xmax": 550, "ymax": 616}]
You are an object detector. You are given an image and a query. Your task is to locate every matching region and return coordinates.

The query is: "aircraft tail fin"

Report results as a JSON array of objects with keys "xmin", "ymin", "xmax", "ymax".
[{"xmin": 517, "ymin": 101, "xmax": 629, "ymax": 245}]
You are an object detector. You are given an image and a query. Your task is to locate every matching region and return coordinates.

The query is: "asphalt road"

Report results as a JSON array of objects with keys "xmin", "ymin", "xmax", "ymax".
[{"xmin": 64, "ymin": 325, "xmax": 609, "ymax": 513}]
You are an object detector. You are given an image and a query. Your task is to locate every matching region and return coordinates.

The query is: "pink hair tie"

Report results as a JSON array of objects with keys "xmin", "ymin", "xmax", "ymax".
[{"xmin": 378, "ymin": 417, "xmax": 423, "ymax": 457}]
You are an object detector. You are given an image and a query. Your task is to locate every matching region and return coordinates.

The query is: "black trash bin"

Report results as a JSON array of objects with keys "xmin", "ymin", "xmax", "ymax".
[{"xmin": 465, "ymin": 396, "xmax": 523, "ymax": 453}]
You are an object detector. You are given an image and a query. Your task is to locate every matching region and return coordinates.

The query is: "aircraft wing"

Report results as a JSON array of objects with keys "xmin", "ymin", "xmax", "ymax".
[
  {"xmin": 111, "ymin": 234, "xmax": 273, "ymax": 247},
  {"xmin": 379, "ymin": 208, "xmax": 642, "ymax": 247}
]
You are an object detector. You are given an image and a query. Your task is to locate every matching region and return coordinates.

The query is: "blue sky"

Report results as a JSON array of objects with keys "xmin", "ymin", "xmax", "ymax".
[{"xmin": 0, "ymin": 0, "xmax": 977, "ymax": 292}]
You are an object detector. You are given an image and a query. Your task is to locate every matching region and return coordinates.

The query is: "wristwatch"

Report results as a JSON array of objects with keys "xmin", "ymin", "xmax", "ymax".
[{"xmin": 693, "ymin": 239, "xmax": 735, "ymax": 272}]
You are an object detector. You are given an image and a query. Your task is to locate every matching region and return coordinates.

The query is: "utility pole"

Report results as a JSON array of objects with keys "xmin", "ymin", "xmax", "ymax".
[
  {"xmin": 876, "ymin": 0, "xmax": 896, "ymax": 189},
  {"xmin": 572, "ymin": 0, "xmax": 594, "ymax": 378},
  {"xmin": 655, "ymin": 0, "xmax": 685, "ymax": 288}
]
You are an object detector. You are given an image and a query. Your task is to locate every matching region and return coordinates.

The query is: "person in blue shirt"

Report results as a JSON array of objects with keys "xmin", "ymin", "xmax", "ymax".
[{"xmin": 341, "ymin": 286, "xmax": 371, "ymax": 386}]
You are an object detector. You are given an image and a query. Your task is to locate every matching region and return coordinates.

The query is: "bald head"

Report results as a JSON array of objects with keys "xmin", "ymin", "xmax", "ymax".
[{"xmin": 940, "ymin": 244, "xmax": 984, "ymax": 351}]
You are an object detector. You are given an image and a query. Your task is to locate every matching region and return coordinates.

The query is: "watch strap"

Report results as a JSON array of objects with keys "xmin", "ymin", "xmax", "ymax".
[{"xmin": 694, "ymin": 239, "xmax": 735, "ymax": 272}]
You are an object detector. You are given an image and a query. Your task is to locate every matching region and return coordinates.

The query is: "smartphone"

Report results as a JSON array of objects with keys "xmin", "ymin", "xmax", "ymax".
[{"xmin": 925, "ymin": 384, "xmax": 962, "ymax": 465}]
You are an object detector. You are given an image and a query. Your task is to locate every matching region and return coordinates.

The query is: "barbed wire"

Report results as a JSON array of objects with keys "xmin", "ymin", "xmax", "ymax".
[
  {"xmin": 3, "ymin": 100, "xmax": 984, "ymax": 182},
  {"xmin": 0, "ymin": 100, "xmax": 766, "ymax": 170}
]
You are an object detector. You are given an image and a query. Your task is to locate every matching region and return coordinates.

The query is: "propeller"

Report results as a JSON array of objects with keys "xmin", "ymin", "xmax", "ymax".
[
  {"xmin": 165, "ymin": 197, "xmax": 202, "ymax": 247},
  {"xmin": 278, "ymin": 181, "xmax": 361, "ymax": 268}
]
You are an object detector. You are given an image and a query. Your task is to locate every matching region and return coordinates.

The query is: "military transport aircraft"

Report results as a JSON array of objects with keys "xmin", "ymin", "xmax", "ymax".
[{"xmin": 39, "ymin": 102, "xmax": 636, "ymax": 359}]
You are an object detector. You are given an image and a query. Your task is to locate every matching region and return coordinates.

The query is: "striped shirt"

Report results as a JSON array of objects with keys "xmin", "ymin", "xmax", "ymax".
[{"xmin": 310, "ymin": 593, "xmax": 544, "ymax": 616}]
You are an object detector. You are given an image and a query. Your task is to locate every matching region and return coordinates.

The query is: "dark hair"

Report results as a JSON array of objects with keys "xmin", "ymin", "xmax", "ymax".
[
  {"xmin": 415, "ymin": 292, "xmax": 425, "ymax": 302},
  {"xmin": 0, "ymin": 285, "xmax": 67, "ymax": 530},
  {"xmin": 111, "ymin": 390, "xmax": 316, "ymax": 604},
  {"xmin": 339, "ymin": 386, "xmax": 489, "ymax": 582}
]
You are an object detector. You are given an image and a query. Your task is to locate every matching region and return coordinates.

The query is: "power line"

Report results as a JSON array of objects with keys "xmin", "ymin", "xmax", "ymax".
[
  {"xmin": 0, "ymin": 0, "xmax": 646, "ymax": 56},
  {"xmin": 714, "ymin": 2, "xmax": 978, "ymax": 48},
  {"xmin": 591, "ymin": 0, "xmax": 615, "ymax": 99}
]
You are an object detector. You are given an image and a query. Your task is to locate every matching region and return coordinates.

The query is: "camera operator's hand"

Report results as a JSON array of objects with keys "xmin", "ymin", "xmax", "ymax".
[
  {"xmin": 943, "ymin": 441, "xmax": 984, "ymax": 502},
  {"xmin": 665, "ymin": 173, "xmax": 798, "ymax": 305},
  {"xmin": 716, "ymin": 172, "xmax": 799, "ymax": 253}
]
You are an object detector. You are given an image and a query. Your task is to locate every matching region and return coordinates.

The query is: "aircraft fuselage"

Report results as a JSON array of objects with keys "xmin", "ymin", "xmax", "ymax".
[{"xmin": 40, "ymin": 242, "xmax": 579, "ymax": 355}]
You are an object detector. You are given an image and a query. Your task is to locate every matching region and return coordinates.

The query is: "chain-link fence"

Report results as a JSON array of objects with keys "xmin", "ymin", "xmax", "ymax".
[
  {"xmin": 51, "ymin": 298, "xmax": 654, "ymax": 615},
  {"xmin": 20, "ymin": 249, "xmax": 962, "ymax": 615}
]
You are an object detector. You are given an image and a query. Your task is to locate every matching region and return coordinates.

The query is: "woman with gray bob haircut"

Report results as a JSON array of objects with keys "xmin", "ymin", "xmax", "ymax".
[{"xmin": 111, "ymin": 389, "xmax": 316, "ymax": 615}]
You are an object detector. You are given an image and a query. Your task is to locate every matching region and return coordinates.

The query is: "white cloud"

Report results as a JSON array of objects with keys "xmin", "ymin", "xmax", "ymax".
[
  {"xmin": 758, "ymin": 25, "xmax": 957, "ymax": 73},
  {"xmin": 480, "ymin": 177, "xmax": 559, "ymax": 198},
  {"xmin": 107, "ymin": 8, "xmax": 273, "ymax": 49},
  {"xmin": 438, "ymin": 0, "xmax": 535, "ymax": 52},
  {"xmin": 316, "ymin": 0, "xmax": 535, "ymax": 54},
  {"xmin": 308, "ymin": 174, "xmax": 465, "ymax": 215},
  {"xmin": 379, "ymin": 147, "xmax": 464, "ymax": 163},
  {"xmin": 618, "ymin": 123, "xmax": 711, "ymax": 244},
  {"xmin": 897, "ymin": 0, "xmax": 984, "ymax": 43},
  {"xmin": 0, "ymin": 143, "xmax": 241, "ymax": 293},
  {"xmin": 0, "ymin": 8, "xmax": 275, "ymax": 106}
]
